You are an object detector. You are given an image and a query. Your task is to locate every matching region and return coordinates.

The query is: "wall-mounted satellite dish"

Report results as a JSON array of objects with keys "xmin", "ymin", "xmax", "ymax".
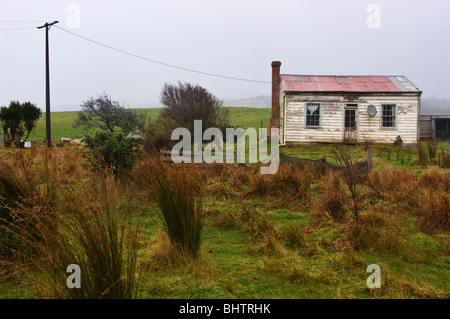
[{"xmin": 367, "ymin": 105, "xmax": 377, "ymax": 117}]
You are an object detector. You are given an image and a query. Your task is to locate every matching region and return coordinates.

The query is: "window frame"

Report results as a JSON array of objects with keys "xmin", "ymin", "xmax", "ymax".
[
  {"xmin": 380, "ymin": 103, "xmax": 397, "ymax": 130},
  {"xmin": 305, "ymin": 102, "xmax": 322, "ymax": 128}
]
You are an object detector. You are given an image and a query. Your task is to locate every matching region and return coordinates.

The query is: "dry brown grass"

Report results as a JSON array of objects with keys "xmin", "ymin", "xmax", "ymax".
[
  {"xmin": 340, "ymin": 211, "xmax": 404, "ymax": 255},
  {"xmin": 419, "ymin": 167, "xmax": 450, "ymax": 192},
  {"xmin": 242, "ymin": 163, "xmax": 313, "ymax": 209},
  {"xmin": 311, "ymin": 170, "xmax": 348, "ymax": 225},
  {"xmin": 419, "ymin": 191, "xmax": 449, "ymax": 235}
]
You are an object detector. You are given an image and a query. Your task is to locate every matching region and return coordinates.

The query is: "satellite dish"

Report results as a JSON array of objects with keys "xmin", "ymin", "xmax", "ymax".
[{"xmin": 367, "ymin": 105, "xmax": 377, "ymax": 117}]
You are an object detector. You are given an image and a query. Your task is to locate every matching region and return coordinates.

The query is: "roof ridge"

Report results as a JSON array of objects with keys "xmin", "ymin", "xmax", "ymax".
[{"xmin": 280, "ymin": 74, "xmax": 408, "ymax": 78}]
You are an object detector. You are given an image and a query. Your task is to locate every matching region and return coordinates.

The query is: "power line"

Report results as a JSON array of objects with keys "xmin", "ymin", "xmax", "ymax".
[{"xmin": 54, "ymin": 25, "xmax": 271, "ymax": 84}]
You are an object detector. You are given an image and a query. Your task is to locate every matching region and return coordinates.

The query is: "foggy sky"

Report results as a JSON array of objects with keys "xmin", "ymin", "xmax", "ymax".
[{"xmin": 1, "ymin": 0, "xmax": 450, "ymax": 111}]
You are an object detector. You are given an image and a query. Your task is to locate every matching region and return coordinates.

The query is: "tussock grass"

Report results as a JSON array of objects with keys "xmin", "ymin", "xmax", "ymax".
[
  {"xmin": 420, "ymin": 167, "xmax": 450, "ymax": 192},
  {"xmin": 311, "ymin": 170, "xmax": 348, "ymax": 225},
  {"xmin": 416, "ymin": 140, "xmax": 429, "ymax": 167},
  {"xmin": 340, "ymin": 211, "xmax": 404, "ymax": 255},
  {"xmin": 419, "ymin": 191, "xmax": 449, "ymax": 235},
  {"xmin": 136, "ymin": 158, "xmax": 203, "ymax": 259},
  {"xmin": 242, "ymin": 163, "xmax": 313, "ymax": 209}
]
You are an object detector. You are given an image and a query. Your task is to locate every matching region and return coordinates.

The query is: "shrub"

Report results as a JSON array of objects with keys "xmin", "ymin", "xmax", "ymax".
[
  {"xmin": 160, "ymin": 81, "xmax": 230, "ymax": 135},
  {"xmin": 142, "ymin": 117, "xmax": 179, "ymax": 153},
  {"xmin": 83, "ymin": 131, "xmax": 141, "ymax": 172}
]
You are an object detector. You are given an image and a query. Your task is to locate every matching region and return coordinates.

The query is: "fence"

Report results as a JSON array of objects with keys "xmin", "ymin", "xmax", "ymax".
[{"xmin": 160, "ymin": 148, "xmax": 372, "ymax": 173}]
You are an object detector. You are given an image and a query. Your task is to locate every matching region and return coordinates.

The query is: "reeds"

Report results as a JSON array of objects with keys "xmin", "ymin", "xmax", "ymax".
[
  {"xmin": 137, "ymin": 158, "xmax": 203, "ymax": 259},
  {"xmin": 1, "ymin": 148, "xmax": 141, "ymax": 298}
]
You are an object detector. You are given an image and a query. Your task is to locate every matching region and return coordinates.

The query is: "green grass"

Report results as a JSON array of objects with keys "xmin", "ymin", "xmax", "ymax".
[{"xmin": 28, "ymin": 107, "xmax": 271, "ymax": 143}]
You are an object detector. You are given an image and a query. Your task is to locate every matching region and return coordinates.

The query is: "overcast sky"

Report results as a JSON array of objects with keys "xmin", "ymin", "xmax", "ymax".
[{"xmin": 1, "ymin": 0, "xmax": 449, "ymax": 111}]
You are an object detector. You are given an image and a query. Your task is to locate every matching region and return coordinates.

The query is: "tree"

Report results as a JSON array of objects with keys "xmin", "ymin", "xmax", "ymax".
[
  {"xmin": 0, "ymin": 101, "xmax": 42, "ymax": 148},
  {"xmin": 75, "ymin": 93, "xmax": 146, "ymax": 135},
  {"xmin": 160, "ymin": 82, "xmax": 229, "ymax": 134}
]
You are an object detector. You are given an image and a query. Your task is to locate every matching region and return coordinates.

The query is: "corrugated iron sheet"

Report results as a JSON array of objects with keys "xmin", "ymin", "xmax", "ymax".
[{"xmin": 280, "ymin": 74, "xmax": 420, "ymax": 93}]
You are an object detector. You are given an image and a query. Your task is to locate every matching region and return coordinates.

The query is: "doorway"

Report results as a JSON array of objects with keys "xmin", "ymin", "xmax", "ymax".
[{"xmin": 344, "ymin": 105, "xmax": 358, "ymax": 143}]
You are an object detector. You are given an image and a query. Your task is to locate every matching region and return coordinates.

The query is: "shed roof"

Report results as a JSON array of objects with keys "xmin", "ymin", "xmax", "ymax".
[{"xmin": 280, "ymin": 74, "xmax": 421, "ymax": 93}]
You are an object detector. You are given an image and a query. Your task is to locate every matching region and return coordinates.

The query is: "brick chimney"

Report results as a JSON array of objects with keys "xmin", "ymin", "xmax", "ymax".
[{"xmin": 270, "ymin": 61, "xmax": 281, "ymax": 131}]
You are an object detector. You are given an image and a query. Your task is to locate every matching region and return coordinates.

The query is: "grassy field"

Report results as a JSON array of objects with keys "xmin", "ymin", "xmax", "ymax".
[
  {"xmin": 1, "ymin": 108, "xmax": 449, "ymax": 300},
  {"xmin": 28, "ymin": 107, "xmax": 272, "ymax": 142}
]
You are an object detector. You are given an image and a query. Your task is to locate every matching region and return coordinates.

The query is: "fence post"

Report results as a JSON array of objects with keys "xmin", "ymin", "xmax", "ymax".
[{"xmin": 367, "ymin": 149, "xmax": 372, "ymax": 172}]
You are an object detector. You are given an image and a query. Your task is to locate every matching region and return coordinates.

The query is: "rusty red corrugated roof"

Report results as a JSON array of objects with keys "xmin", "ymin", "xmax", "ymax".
[{"xmin": 280, "ymin": 74, "xmax": 420, "ymax": 93}]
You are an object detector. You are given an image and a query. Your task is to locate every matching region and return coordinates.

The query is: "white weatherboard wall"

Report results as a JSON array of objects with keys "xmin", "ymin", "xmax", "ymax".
[{"xmin": 282, "ymin": 93, "xmax": 420, "ymax": 145}]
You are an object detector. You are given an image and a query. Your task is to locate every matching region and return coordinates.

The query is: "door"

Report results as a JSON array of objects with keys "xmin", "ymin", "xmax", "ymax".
[{"xmin": 344, "ymin": 108, "xmax": 357, "ymax": 142}]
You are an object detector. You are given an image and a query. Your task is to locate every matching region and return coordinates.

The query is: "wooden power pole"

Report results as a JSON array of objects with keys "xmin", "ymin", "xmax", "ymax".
[{"xmin": 38, "ymin": 21, "xmax": 58, "ymax": 147}]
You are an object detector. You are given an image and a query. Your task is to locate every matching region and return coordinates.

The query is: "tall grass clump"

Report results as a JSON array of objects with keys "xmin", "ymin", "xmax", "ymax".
[
  {"xmin": 0, "ymin": 151, "xmax": 45, "ymax": 263},
  {"xmin": 311, "ymin": 170, "xmax": 348, "ymax": 225},
  {"xmin": 137, "ymin": 158, "xmax": 203, "ymax": 259},
  {"xmin": 438, "ymin": 147, "xmax": 450, "ymax": 168},
  {"xmin": 426, "ymin": 140, "xmax": 437, "ymax": 160},
  {"xmin": 419, "ymin": 191, "xmax": 449, "ymax": 235},
  {"xmin": 416, "ymin": 140, "xmax": 429, "ymax": 167},
  {"xmin": 1, "ymin": 152, "xmax": 141, "ymax": 298},
  {"xmin": 242, "ymin": 163, "xmax": 313, "ymax": 208}
]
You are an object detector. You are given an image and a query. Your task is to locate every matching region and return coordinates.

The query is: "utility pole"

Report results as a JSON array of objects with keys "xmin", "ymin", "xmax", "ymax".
[{"xmin": 38, "ymin": 21, "xmax": 58, "ymax": 147}]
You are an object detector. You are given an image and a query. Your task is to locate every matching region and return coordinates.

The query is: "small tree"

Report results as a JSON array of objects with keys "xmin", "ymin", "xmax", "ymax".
[
  {"xmin": 0, "ymin": 101, "xmax": 41, "ymax": 148},
  {"xmin": 75, "ymin": 93, "xmax": 146, "ymax": 135},
  {"xmin": 160, "ymin": 82, "xmax": 229, "ymax": 134}
]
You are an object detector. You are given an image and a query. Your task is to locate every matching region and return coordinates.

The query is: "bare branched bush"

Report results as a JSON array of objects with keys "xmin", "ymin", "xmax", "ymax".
[{"xmin": 331, "ymin": 147, "xmax": 360, "ymax": 221}]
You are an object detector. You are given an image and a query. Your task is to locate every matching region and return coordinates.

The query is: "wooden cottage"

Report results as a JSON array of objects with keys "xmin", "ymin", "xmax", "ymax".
[{"xmin": 270, "ymin": 61, "xmax": 422, "ymax": 146}]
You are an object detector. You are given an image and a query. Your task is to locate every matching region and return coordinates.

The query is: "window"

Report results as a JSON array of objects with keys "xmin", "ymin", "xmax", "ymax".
[
  {"xmin": 381, "ymin": 104, "xmax": 396, "ymax": 128},
  {"xmin": 306, "ymin": 102, "xmax": 321, "ymax": 127}
]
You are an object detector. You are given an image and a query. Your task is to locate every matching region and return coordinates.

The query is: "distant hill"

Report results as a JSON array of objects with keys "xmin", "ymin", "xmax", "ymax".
[
  {"xmin": 224, "ymin": 95, "xmax": 271, "ymax": 108},
  {"xmin": 421, "ymin": 98, "xmax": 450, "ymax": 115}
]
